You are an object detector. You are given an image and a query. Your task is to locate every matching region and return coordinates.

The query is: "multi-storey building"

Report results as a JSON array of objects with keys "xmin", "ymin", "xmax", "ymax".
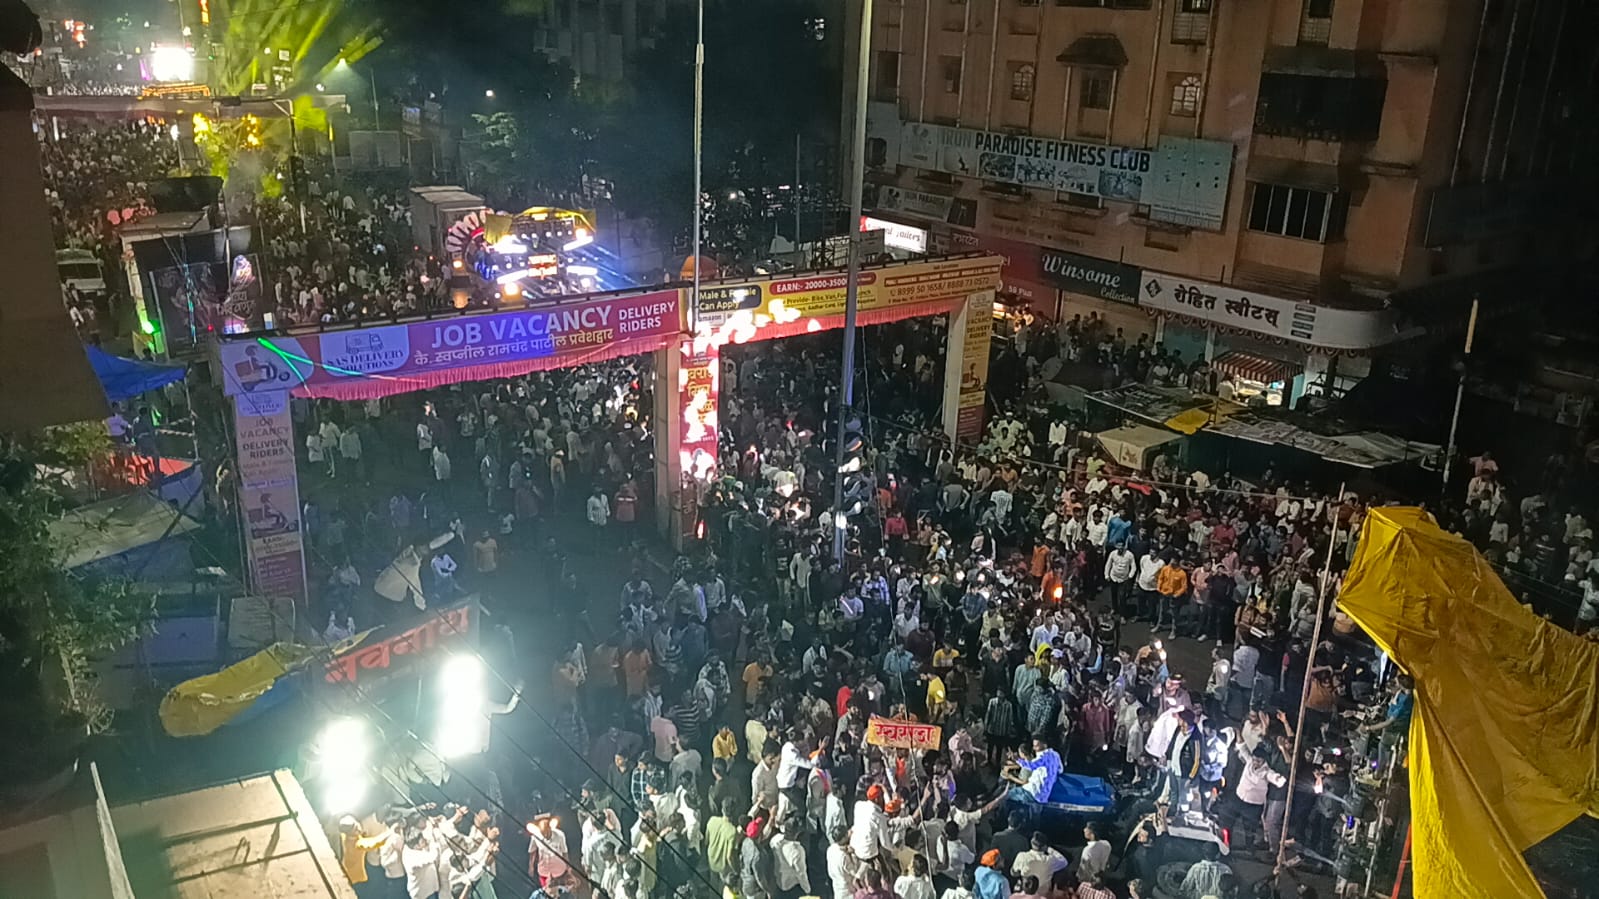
[
  {"xmin": 532, "ymin": 0, "xmax": 678, "ymax": 85},
  {"xmin": 847, "ymin": 0, "xmax": 1598, "ymax": 397}
]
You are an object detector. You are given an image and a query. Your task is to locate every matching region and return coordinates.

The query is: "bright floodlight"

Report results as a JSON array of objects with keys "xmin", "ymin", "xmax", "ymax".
[
  {"xmin": 435, "ymin": 655, "xmax": 487, "ymax": 758},
  {"xmin": 317, "ymin": 716, "xmax": 370, "ymax": 762},
  {"xmin": 149, "ymin": 45, "xmax": 194, "ymax": 82}
]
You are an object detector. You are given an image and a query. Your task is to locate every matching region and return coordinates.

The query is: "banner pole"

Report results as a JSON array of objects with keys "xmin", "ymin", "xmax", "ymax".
[{"xmin": 1276, "ymin": 481, "xmax": 1346, "ymax": 867}]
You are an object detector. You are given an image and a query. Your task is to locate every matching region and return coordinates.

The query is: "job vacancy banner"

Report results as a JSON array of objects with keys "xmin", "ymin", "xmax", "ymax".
[
  {"xmin": 220, "ymin": 290, "xmax": 683, "ymax": 398},
  {"xmin": 232, "ymin": 390, "xmax": 307, "ymax": 604}
]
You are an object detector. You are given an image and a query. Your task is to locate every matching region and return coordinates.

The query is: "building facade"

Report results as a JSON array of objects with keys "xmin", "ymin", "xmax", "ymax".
[
  {"xmin": 847, "ymin": 0, "xmax": 1599, "ymax": 395},
  {"xmin": 532, "ymin": 0, "xmax": 678, "ymax": 85}
]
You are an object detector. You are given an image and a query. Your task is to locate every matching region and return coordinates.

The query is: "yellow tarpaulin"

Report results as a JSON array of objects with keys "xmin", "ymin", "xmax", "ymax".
[
  {"xmin": 158, "ymin": 642, "xmax": 316, "ymax": 737},
  {"xmin": 1339, "ymin": 507, "xmax": 1599, "ymax": 898}
]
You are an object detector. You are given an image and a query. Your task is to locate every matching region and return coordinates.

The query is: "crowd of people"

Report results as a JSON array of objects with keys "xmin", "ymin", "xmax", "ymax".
[
  {"xmin": 30, "ymin": 102, "xmax": 1593, "ymax": 899},
  {"xmin": 322, "ymin": 313, "xmax": 1428, "ymax": 899}
]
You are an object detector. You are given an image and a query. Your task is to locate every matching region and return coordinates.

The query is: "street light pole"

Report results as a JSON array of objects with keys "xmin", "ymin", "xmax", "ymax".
[
  {"xmin": 690, "ymin": 0, "xmax": 704, "ymax": 332},
  {"xmin": 370, "ymin": 68, "xmax": 380, "ymax": 128},
  {"xmin": 830, "ymin": 0, "xmax": 873, "ymax": 561}
]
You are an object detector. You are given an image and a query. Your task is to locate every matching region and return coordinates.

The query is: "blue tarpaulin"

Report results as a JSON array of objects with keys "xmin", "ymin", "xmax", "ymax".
[{"xmin": 87, "ymin": 346, "xmax": 187, "ymax": 402}]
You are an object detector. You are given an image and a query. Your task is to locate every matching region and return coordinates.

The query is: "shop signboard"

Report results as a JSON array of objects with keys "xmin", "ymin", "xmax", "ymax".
[
  {"xmin": 1140, "ymin": 272, "xmax": 1316, "ymax": 342},
  {"xmin": 219, "ymin": 289, "xmax": 684, "ymax": 398},
  {"xmin": 860, "ymin": 216, "xmax": 928, "ymax": 253},
  {"xmin": 232, "ymin": 390, "xmax": 306, "ymax": 604},
  {"xmin": 1138, "ymin": 272, "xmax": 1400, "ymax": 350},
  {"xmin": 1040, "ymin": 248, "xmax": 1141, "ymax": 305}
]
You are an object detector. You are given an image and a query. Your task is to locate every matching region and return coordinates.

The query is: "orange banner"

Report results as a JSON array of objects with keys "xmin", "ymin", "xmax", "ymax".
[{"xmin": 866, "ymin": 716, "xmax": 943, "ymax": 751}]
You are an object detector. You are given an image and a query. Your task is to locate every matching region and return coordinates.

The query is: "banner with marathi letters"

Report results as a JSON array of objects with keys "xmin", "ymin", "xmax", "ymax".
[
  {"xmin": 866, "ymin": 716, "xmax": 943, "ymax": 751},
  {"xmin": 324, "ymin": 598, "xmax": 479, "ymax": 686}
]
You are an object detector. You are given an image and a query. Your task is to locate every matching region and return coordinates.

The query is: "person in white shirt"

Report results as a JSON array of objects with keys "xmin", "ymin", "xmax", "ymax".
[
  {"xmin": 895, "ymin": 854, "xmax": 937, "ymax": 899},
  {"xmin": 1085, "ymin": 510, "xmax": 1108, "ymax": 548},
  {"xmin": 777, "ymin": 736, "xmax": 820, "ymax": 813},
  {"xmin": 402, "ymin": 829, "xmax": 440, "ymax": 899},
  {"xmin": 751, "ymin": 749, "xmax": 781, "ymax": 814},
  {"xmin": 772, "ymin": 820, "xmax": 812, "ymax": 895},
  {"xmin": 1077, "ymin": 822, "xmax": 1112, "ymax": 883},
  {"xmin": 432, "ymin": 446, "xmax": 452, "ymax": 482},
  {"xmin": 827, "ymin": 827, "xmax": 862, "ymax": 899},
  {"xmin": 586, "ymin": 487, "xmax": 611, "ymax": 552},
  {"xmin": 1011, "ymin": 832, "xmax": 1067, "ymax": 888},
  {"xmin": 1104, "ymin": 543, "xmax": 1136, "ymax": 618},
  {"xmin": 851, "ymin": 785, "xmax": 895, "ymax": 862},
  {"xmin": 939, "ymin": 868, "xmax": 977, "ymax": 899}
]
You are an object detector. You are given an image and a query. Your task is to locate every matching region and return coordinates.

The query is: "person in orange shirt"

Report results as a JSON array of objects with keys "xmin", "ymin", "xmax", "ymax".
[
  {"xmin": 621, "ymin": 640, "xmax": 652, "ymax": 698},
  {"xmin": 1040, "ymin": 565, "xmax": 1064, "ymax": 604},
  {"xmin": 1155, "ymin": 555, "xmax": 1190, "ymax": 639},
  {"xmin": 336, "ymin": 815, "xmax": 388, "ymax": 887},
  {"xmin": 1030, "ymin": 542, "xmax": 1050, "ymax": 580}
]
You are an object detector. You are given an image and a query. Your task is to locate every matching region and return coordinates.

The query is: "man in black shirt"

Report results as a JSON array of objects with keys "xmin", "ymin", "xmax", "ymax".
[{"xmin": 991, "ymin": 809, "xmax": 1032, "ymax": 870}]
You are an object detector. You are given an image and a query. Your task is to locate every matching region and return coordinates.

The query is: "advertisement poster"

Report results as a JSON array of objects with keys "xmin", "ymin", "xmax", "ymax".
[
  {"xmin": 694, "ymin": 257, "xmax": 1003, "ymax": 331},
  {"xmin": 871, "ymin": 106, "xmax": 1233, "ymax": 231},
  {"xmin": 220, "ymin": 289, "xmax": 683, "ymax": 398},
  {"xmin": 232, "ymin": 390, "xmax": 306, "ymax": 603},
  {"xmin": 678, "ymin": 340, "xmax": 720, "ymax": 484},
  {"xmin": 955, "ymin": 292, "xmax": 994, "ymax": 441}
]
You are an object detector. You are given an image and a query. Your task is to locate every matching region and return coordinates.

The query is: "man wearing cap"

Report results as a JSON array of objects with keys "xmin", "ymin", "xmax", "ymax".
[
  {"xmin": 973, "ymin": 849, "xmax": 1012, "ymax": 899},
  {"xmin": 336, "ymin": 815, "xmax": 389, "ymax": 892},
  {"xmin": 850, "ymin": 784, "xmax": 895, "ymax": 869}
]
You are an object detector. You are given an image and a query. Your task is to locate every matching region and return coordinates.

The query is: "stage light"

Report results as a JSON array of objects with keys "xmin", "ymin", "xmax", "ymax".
[{"xmin": 149, "ymin": 45, "xmax": 194, "ymax": 82}]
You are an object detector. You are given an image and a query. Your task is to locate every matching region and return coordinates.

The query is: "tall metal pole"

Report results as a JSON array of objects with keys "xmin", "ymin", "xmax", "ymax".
[
  {"xmin": 690, "ymin": 0, "xmax": 705, "ymax": 332},
  {"xmin": 1441, "ymin": 298, "xmax": 1480, "ymax": 494},
  {"xmin": 831, "ymin": 0, "xmax": 873, "ymax": 561},
  {"xmin": 1276, "ymin": 482, "xmax": 1346, "ymax": 867},
  {"xmin": 370, "ymin": 68, "xmax": 380, "ymax": 128},
  {"xmin": 794, "ymin": 132, "xmax": 803, "ymax": 270}
]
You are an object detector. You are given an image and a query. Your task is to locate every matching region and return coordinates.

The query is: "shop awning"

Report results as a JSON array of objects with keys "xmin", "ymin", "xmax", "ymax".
[
  {"xmin": 1057, "ymin": 34, "xmax": 1128, "ymax": 68},
  {"xmin": 1213, "ymin": 350, "xmax": 1302, "ymax": 386}
]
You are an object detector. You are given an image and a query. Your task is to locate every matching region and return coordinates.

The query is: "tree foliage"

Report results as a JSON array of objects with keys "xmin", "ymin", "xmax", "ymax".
[{"xmin": 0, "ymin": 430, "xmax": 154, "ymax": 793}]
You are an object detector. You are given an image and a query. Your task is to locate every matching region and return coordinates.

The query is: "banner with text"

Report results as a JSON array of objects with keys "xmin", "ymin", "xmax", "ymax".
[
  {"xmin": 678, "ymin": 340, "xmax": 720, "ymax": 484},
  {"xmin": 219, "ymin": 290, "xmax": 684, "ymax": 397},
  {"xmin": 694, "ymin": 256, "xmax": 1003, "ymax": 336},
  {"xmin": 866, "ymin": 716, "xmax": 944, "ymax": 751},
  {"xmin": 1040, "ymin": 248, "xmax": 1142, "ymax": 305},
  {"xmin": 956, "ymin": 292, "xmax": 994, "ymax": 440},
  {"xmin": 876, "ymin": 106, "xmax": 1233, "ymax": 230},
  {"xmin": 232, "ymin": 390, "xmax": 306, "ymax": 604},
  {"xmin": 1138, "ymin": 272, "xmax": 1399, "ymax": 350}
]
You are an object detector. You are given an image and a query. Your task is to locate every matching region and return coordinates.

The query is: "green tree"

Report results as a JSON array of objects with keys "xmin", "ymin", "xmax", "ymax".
[{"xmin": 0, "ymin": 429, "xmax": 153, "ymax": 794}]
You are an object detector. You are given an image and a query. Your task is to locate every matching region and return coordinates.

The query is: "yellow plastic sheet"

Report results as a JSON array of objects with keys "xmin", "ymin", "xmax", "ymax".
[
  {"xmin": 1339, "ymin": 508, "xmax": 1599, "ymax": 898},
  {"xmin": 158, "ymin": 643, "xmax": 316, "ymax": 737}
]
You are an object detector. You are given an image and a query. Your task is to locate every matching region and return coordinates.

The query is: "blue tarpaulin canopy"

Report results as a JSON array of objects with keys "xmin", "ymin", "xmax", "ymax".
[{"xmin": 86, "ymin": 346, "xmax": 187, "ymax": 402}]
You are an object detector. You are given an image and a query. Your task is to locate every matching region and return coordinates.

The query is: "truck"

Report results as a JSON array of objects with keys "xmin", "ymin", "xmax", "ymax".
[{"xmin": 410, "ymin": 186, "xmax": 488, "ymax": 259}]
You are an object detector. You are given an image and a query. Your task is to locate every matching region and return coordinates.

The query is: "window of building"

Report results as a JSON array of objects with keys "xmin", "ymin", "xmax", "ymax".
[
  {"xmin": 1170, "ymin": 75, "xmax": 1202, "ymax": 116},
  {"xmin": 1017, "ymin": 0, "xmax": 1041, "ymax": 6},
  {"xmin": 1080, "ymin": 69, "xmax": 1113, "ymax": 110},
  {"xmin": 1180, "ymin": 0, "xmax": 1211, "ymax": 10},
  {"xmin": 1247, "ymin": 183, "xmax": 1348, "ymax": 242},
  {"xmin": 1255, "ymin": 72, "xmax": 1386, "ymax": 141},
  {"xmin": 1010, "ymin": 63, "xmax": 1036, "ymax": 101},
  {"xmin": 941, "ymin": 56, "xmax": 963, "ymax": 94},
  {"xmin": 1300, "ymin": 0, "xmax": 1333, "ymax": 43},
  {"xmin": 875, "ymin": 51, "xmax": 901, "ymax": 100}
]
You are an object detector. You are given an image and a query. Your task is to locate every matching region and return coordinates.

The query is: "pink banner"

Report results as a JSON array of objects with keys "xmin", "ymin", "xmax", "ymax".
[{"xmin": 219, "ymin": 290, "xmax": 683, "ymax": 400}]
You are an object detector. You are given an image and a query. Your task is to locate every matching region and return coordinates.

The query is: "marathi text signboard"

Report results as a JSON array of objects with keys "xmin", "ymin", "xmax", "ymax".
[
  {"xmin": 219, "ymin": 289, "xmax": 683, "ymax": 397},
  {"xmin": 232, "ymin": 390, "xmax": 306, "ymax": 604},
  {"xmin": 866, "ymin": 716, "xmax": 943, "ymax": 751},
  {"xmin": 694, "ymin": 256, "xmax": 1003, "ymax": 332},
  {"xmin": 325, "ymin": 599, "xmax": 477, "ymax": 686}
]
